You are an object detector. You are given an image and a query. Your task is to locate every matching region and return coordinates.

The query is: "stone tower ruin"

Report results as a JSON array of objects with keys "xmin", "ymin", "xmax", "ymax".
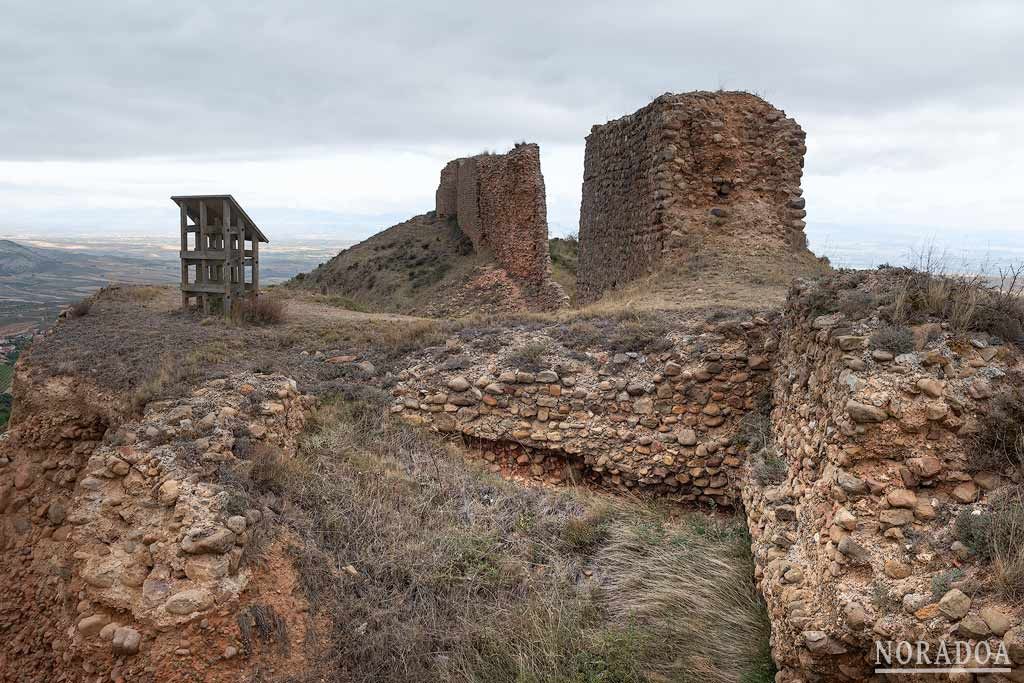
[
  {"xmin": 435, "ymin": 143, "xmax": 567, "ymax": 310},
  {"xmin": 577, "ymin": 91, "xmax": 808, "ymax": 304}
]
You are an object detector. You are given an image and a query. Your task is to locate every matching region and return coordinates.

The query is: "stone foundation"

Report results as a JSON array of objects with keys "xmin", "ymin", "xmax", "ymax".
[{"xmin": 392, "ymin": 312, "xmax": 775, "ymax": 504}]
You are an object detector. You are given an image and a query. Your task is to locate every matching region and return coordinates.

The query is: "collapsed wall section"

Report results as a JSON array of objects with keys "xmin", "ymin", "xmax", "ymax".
[
  {"xmin": 577, "ymin": 91, "xmax": 808, "ymax": 303},
  {"xmin": 0, "ymin": 368, "xmax": 314, "ymax": 682},
  {"xmin": 746, "ymin": 273, "xmax": 1024, "ymax": 680},
  {"xmin": 434, "ymin": 144, "xmax": 566, "ymax": 310},
  {"xmin": 392, "ymin": 313, "xmax": 775, "ymax": 504}
]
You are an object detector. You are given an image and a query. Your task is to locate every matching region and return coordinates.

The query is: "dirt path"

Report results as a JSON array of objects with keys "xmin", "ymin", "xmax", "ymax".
[{"xmin": 282, "ymin": 294, "xmax": 428, "ymax": 325}]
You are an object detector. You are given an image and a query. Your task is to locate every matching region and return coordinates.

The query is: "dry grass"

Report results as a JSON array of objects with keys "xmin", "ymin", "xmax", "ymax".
[
  {"xmin": 240, "ymin": 296, "xmax": 287, "ymax": 325},
  {"xmin": 955, "ymin": 487, "xmax": 1024, "ymax": 603},
  {"xmin": 119, "ymin": 285, "xmax": 164, "ymax": 302},
  {"xmin": 598, "ymin": 516, "xmax": 774, "ymax": 683},
  {"xmin": 869, "ymin": 325, "xmax": 915, "ymax": 355},
  {"xmin": 505, "ymin": 340, "xmax": 553, "ymax": 372},
  {"xmin": 129, "ymin": 340, "xmax": 241, "ymax": 412},
  {"xmin": 883, "ymin": 261, "xmax": 1024, "ymax": 341},
  {"xmin": 223, "ymin": 395, "xmax": 775, "ymax": 683}
]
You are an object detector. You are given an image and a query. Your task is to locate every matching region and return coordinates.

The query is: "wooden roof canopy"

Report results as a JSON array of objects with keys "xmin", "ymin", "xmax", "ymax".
[{"xmin": 171, "ymin": 195, "xmax": 269, "ymax": 243}]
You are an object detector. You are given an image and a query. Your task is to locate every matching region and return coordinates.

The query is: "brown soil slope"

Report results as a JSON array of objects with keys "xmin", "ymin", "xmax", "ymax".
[{"xmin": 289, "ymin": 212, "xmax": 566, "ymax": 317}]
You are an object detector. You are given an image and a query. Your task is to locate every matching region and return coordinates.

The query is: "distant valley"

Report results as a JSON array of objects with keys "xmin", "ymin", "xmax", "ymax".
[{"xmin": 0, "ymin": 236, "xmax": 350, "ymax": 333}]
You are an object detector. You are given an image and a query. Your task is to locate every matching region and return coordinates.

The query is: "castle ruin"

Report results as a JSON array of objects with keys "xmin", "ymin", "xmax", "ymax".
[
  {"xmin": 577, "ymin": 91, "xmax": 808, "ymax": 303},
  {"xmin": 436, "ymin": 143, "xmax": 567, "ymax": 310}
]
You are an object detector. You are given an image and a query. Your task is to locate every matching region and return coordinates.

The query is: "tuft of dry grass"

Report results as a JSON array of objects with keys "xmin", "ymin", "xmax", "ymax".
[
  {"xmin": 505, "ymin": 340, "xmax": 552, "ymax": 372},
  {"xmin": 234, "ymin": 395, "xmax": 775, "ymax": 683},
  {"xmin": 598, "ymin": 516, "xmax": 774, "ymax": 683},
  {"xmin": 69, "ymin": 300, "xmax": 92, "ymax": 318},
  {"xmin": 120, "ymin": 285, "xmax": 165, "ymax": 302},
  {"xmin": 240, "ymin": 296, "xmax": 287, "ymax": 325},
  {"xmin": 955, "ymin": 487, "xmax": 1024, "ymax": 603},
  {"xmin": 869, "ymin": 325, "xmax": 915, "ymax": 355}
]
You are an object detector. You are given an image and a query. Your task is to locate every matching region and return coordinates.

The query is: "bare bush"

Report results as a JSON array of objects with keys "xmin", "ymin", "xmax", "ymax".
[
  {"xmin": 69, "ymin": 300, "xmax": 92, "ymax": 318},
  {"xmin": 240, "ymin": 296, "xmax": 287, "ymax": 325},
  {"xmin": 837, "ymin": 290, "xmax": 877, "ymax": 320},
  {"xmin": 970, "ymin": 386, "xmax": 1024, "ymax": 473},
  {"xmin": 752, "ymin": 451, "xmax": 788, "ymax": 487},
  {"xmin": 870, "ymin": 325, "xmax": 915, "ymax": 355},
  {"xmin": 735, "ymin": 412, "xmax": 772, "ymax": 452},
  {"xmin": 955, "ymin": 487, "xmax": 1024, "ymax": 602}
]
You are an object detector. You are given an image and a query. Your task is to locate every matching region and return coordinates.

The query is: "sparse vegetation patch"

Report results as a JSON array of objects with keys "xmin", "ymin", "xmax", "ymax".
[
  {"xmin": 869, "ymin": 324, "xmax": 915, "ymax": 355},
  {"xmin": 242, "ymin": 395, "xmax": 776, "ymax": 683}
]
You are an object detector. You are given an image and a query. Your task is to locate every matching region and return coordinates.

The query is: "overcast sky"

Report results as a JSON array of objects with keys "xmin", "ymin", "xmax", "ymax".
[{"xmin": 2, "ymin": 1, "xmax": 1022, "ymax": 265}]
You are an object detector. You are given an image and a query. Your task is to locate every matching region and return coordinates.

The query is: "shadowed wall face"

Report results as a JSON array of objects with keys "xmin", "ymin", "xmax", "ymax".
[
  {"xmin": 577, "ymin": 91, "xmax": 808, "ymax": 304},
  {"xmin": 435, "ymin": 143, "xmax": 554, "ymax": 285}
]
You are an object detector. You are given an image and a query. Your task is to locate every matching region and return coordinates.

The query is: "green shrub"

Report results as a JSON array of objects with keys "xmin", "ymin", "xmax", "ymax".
[{"xmin": 931, "ymin": 568, "xmax": 965, "ymax": 600}]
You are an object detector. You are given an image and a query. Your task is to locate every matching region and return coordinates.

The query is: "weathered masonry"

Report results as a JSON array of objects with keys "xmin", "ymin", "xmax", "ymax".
[
  {"xmin": 435, "ymin": 143, "xmax": 568, "ymax": 311},
  {"xmin": 173, "ymin": 195, "xmax": 268, "ymax": 316},
  {"xmin": 577, "ymin": 91, "xmax": 808, "ymax": 304}
]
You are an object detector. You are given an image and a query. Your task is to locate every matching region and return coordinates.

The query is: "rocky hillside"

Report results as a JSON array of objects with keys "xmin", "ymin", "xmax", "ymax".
[
  {"xmin": 290, "ymin": 212, "xmax": 567, "ymax": 317},
  {"xmin": 288, "ymin": 212, "xmax": 491, "ymax": 316},
  {"xmin": 4, "ymin": 257, "xmax": 1024, "ymax": 682},
  {"xmin": 0, "ymin": 284, "xmax": 782, "ymax": 683}
]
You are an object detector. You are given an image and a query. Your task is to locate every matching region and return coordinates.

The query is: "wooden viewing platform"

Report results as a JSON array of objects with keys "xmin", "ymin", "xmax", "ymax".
[{"xmin": 172, "ymin": 195, "xmax": 268, "ymax": 316}]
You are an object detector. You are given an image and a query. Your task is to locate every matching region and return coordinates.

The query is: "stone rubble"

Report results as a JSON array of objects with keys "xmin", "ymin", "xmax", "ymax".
[{"xmin": 0, "ymin": 369, "xmax": 313, "ymax": 682}]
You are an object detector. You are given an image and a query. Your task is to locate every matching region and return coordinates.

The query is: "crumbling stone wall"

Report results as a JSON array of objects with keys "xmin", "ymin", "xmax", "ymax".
[
  {"xmin": 0, "ymin": 369, "xmax": 314, "ymax": 682},
  {"xmin": 746, "ymin": 275, "xmax": 1024, "ymax": 680},
  {"xmin": 435, "ymin": 144, "xmax": 566, "ymax": 310},
  {"xmin": 392, "ymin": 313, "xmax": 775, "ymax": 504},
  {"xmin": 577, "ymin": 91, "xmax": 808, "ymax": 303},
  {"xmin": 435, "ymin": 161, "xmax": 459, "ymax": 220}
]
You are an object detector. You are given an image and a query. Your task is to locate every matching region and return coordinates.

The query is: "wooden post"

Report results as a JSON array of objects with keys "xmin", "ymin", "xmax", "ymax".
[
  {"xmin": 180, "ymin": 203, "xmax": 188, "ymax": 309},
  {"xmin": 252, "ymin": 231, "xmax": 259, "ymax": 298},
  {"xmin": 222, "ymin": 199, "xmax": 232, "ymax": 318},
  {"xmin": 199, "ymin": 199, "xmax": 208, "ymax": 313}
]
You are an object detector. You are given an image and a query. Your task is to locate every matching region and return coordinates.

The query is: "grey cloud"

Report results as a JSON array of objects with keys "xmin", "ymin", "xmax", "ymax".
[{"xmin": 1, "ymin": 0, "xmax": 1023, "ymax": 160}]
